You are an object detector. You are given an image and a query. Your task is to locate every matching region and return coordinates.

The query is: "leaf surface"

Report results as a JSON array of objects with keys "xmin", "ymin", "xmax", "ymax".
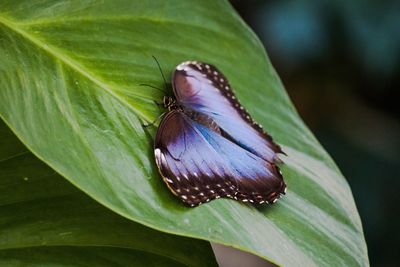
[
  {"xmin": 0, "ymin": 1, "xmax": 369, "ymax": 266},
  {"xmin": 0, "ymin": 120, "xmax": 217, "ymax": 267}
]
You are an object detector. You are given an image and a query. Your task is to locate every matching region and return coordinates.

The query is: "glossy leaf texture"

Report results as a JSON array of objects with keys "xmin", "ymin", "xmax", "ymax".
[
  {"xmin": 0, "ymin": 1, "xmax": 369, "ymax": 266},
  {"xmin": 0, "ymin": 120, "xmax": 217, "ymax": 267}
]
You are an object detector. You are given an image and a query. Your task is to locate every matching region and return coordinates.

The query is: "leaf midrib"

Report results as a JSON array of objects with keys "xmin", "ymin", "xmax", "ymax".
[{"xmin": 0, "ymin": 14, "xmax": 152, "ymax": 124}]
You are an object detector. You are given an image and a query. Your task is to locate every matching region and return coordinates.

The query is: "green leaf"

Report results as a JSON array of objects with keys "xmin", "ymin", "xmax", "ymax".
[
  {"xmin": 0, "ymin": 0, "xmax": 369, "ymax": 266},
  {"xmin": 0, "ymin": 120, "xmax": 217, "ymax": 267}
]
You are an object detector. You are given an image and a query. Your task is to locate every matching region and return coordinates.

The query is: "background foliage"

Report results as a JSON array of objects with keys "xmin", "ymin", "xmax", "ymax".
[{"xmin": 231, "ymin": 0, "xmax": 399, "ymax": 265}]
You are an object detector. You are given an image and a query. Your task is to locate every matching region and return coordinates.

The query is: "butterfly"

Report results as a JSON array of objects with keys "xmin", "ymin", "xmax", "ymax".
[{"xmin": 154, "ymin": 61, "xmax": 286, "ymax": 207}]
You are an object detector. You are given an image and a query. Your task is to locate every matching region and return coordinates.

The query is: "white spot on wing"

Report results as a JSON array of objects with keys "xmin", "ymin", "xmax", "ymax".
[{"xmin": 154, "ymin": 148, "xmax": 162, "ymax": 165}]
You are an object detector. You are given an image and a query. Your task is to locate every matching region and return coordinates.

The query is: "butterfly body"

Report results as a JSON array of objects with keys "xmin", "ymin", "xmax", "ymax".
[{"xmin": 154, "ymin": 61, "xmax": 286, "ymax": 207}]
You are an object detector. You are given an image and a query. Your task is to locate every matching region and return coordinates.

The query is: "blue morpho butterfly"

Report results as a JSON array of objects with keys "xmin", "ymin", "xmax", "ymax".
[{"xmin": 148, "ymin": 60, "xmax": 286, "ymax": 207}]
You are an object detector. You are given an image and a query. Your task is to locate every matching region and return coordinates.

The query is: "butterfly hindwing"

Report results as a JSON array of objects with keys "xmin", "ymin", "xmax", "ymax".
[{"xmin": 155, "ymin": 110, "xmax": 285, "ymax": 206}]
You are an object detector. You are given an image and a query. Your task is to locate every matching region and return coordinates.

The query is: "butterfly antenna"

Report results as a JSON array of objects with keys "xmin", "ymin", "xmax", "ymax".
[
  {"xmin": 142, "ymin": 112, "xmax": 166, "ymax": 128},
  {"xmin": 152, "ymin": 55, "xmax": 169, "ymax": 92},
  {"xmin": 139, "ymin": 83, "xmax": 166, "ymax": 94}
]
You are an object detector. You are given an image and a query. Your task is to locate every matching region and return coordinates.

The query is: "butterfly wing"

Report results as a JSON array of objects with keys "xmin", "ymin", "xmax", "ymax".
[
  {"xmin": 172, "ymin": 61, "xmax": 283, "ymax": 163},
  {"xmin": 155, "ymin": 110, "xmax": 285, "ymax": 206}
]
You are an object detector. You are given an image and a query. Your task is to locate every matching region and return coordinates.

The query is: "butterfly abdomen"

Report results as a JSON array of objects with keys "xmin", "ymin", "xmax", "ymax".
[{"xmin": 184, "ymin": 109, "xmax": 221, "ymax": 134}]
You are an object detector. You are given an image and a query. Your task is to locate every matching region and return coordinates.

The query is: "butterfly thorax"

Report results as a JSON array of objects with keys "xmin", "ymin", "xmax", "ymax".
[{"xmin": 163, "ymin": 96, "xmax": 182, "ymax": 111}]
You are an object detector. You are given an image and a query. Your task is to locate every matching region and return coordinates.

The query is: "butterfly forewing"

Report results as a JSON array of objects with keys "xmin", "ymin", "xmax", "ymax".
[{"xmin": 172, "ymin": 61, "xmax": 283, "ymax": 163}]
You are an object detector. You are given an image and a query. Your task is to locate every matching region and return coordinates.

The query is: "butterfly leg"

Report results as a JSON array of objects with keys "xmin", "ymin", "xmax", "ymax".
[
  {"xmin": 142, "ymin": 112, "xmax": 166, "ymax": 128},
  {"xmin": 153, "ymin": 100, "xmax": 163, "ymax": 106}
]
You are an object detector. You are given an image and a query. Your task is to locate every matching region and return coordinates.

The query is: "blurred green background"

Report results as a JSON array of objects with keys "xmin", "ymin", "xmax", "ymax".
[{"xmin": 231, "ymin": 1, "xmax": 400, "ymax": 266}]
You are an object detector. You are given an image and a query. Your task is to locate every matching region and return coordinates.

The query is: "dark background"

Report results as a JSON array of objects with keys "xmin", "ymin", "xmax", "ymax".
[{"xmin": 231, "ymin": 1, "xmax": 400, "ymax": 266}]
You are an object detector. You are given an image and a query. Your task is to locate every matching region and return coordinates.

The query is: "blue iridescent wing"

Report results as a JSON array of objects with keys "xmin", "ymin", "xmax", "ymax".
[
  {"xmin": 172, "ymin": 61, "xmax": 283, "ymax": 163},
  {"xmin": 155, "ymin": 110, "xmax": 285, "ymax": 206}
]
